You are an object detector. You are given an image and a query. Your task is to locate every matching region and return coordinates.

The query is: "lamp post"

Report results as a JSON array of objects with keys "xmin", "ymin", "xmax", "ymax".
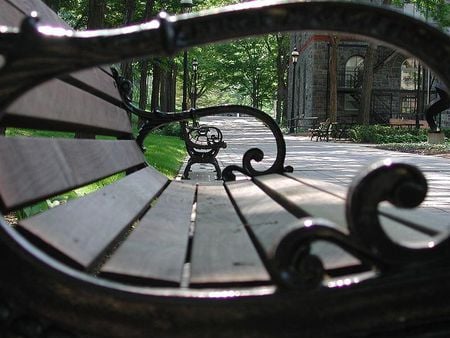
[
  {"xmin": 255, "ymin": 67, "xmax": 261, "ymax": 109},
  {"xmin": 290, "ymin": 47, "xmax": 299, "ymax": 133},
  {"xmin": 181, "ymin": 0, "xmax": 193, "ymax": 111},
  {"xmin": 192, "ymin": 59, "xmax": 199, "ymax": 108}
]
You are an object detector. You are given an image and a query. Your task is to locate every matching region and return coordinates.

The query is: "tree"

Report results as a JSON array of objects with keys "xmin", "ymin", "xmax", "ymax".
[
  {"xmin": 359, "ymin": 42, "xmax": 377, "ymax": 125},
  {"xmin": 392, "ymin": 0, "xmax": 450, "ymax": 27},
  {"xmin": 328, "ymin": 35, "xmax": 339, "ymax": 123},
  {"xmin": 87, "ymin": 0, "xmax": 105, "ymax": 29}
]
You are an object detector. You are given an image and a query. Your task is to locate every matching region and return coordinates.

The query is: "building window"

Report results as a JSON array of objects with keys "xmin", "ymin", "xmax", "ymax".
[
  {"xmin": 401, "ymin": 96, "xmax": 417, "ymax": 115},
  {"xmin": 401, "ymin": 58, "xmax": 419, "ymax": 90},
  {"xmin": 345, "ymin": 56, "xmax": 364, "ymax": 87}
]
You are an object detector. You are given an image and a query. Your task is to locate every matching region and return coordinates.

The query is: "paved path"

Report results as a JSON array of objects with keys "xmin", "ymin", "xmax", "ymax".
[{"xmin": 178, "ymin": 116, "xmax": 450, "ymax": 217}]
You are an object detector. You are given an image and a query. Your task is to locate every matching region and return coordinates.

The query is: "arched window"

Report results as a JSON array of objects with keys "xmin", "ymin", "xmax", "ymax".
[
  {"xmin": 345, "ymin": 56, "xmax": 364, "ymax": 87},
  {"xmin": 401, "ymin": 58, "xmax": 419, "ymax": 90}
]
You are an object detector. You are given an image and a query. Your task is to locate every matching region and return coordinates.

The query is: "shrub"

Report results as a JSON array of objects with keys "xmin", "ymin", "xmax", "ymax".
[{"xmin": 349, "ymin": 125, "xmax": 427, "ymax": 144}]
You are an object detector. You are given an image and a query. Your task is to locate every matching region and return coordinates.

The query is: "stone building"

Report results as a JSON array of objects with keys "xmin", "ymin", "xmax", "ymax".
[{"xmin": 287, "ymin": 4, "xmax": 450, "ymax": 130}]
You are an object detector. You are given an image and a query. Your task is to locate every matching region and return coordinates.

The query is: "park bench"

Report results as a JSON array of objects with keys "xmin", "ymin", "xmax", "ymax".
[
  {"xmin": 180, "ymin": 121, "xmax": 227, "ymax": 180},
  {"xmin": 1, "ymin": 0, "xmax": 450, "ymax": 337},
  {"xmin": 309, "ymin": 118, "xmax": 332, "ymax": 141}
]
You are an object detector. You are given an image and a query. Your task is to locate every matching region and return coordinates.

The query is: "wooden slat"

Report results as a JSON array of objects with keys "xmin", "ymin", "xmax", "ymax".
[
  {"xmin": 4, "ymin": 80, "xmax": 131, "ymax": 135},
  {"xmin": 0, "ymin": 137, "xmax": 145, "ymax": 211},
  {"xmin": 225, "ymin": 180, "xmax": 360, "ymax": 271},
  {"xmin": 2, "ymin": 0, "xmax": 123, "ymax": 105},
  {"xmin": 18, "ymin": 167, "xmax": 167, "ymax": 269},
  {"xmin": 255, "ymin": 174, "xmax": 437, "ymax": 246},
  {"xmin": 0, "ymin": 1, "xmax": 25, "ymax": 26},
  {"xmin": 101, "ymin": 181, "xmax": 196, "ymax": 285},
  {"xmin": 190, "ymin": 184, "xmax": 270, "ymax": 286},
  {"xmin": 5, "ymin": 0, "xmax": 70, "ymax": 27},
  {"xmin": 287, "ymin": 172, "xmax": 450, "ymax": 237}
]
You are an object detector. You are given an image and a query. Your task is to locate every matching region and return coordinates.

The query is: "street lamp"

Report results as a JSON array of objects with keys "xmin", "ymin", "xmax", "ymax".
[
  {"xmin": 181, "ymin": 0, "xmax": 194, "ymax": 111},
  {"xmin": 290, "ymin": 47, "xmax": 299, "ymax": 133},
  {"xmin": 192, "ymin": 59, "xmax": 199, "ymax": 108},
  {"xmin": 256, "ymin": 67, "xmax": 261, "ymax": 109}
]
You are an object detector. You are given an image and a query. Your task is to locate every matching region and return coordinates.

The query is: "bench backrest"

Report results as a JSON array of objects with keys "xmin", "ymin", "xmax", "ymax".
[
  {"xmin": 0, "ymin": 0, "xmax": 131, "ymax": 137},
  {"xmin": 0, "ymin": 1, "xmax": 147, "ymax": 213}
]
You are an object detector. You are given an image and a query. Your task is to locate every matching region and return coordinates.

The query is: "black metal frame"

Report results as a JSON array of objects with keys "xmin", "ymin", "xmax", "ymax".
[
  {"xmin": 181, "ymin": 123, "xmax": 227, "ymax": 180},
  {"xmin": 1, "ymin": 1, "xmax": 450, "ymax": 336}
]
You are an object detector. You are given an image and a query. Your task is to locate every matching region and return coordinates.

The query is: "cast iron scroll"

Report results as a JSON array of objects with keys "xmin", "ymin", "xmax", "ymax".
[
  {"xmin": 2, "ymin": 1, "xmax": 450, "ymax": 113},
  {"xmin": 347, "ymin": 159, "xmax": 450, "ymax": 266}
]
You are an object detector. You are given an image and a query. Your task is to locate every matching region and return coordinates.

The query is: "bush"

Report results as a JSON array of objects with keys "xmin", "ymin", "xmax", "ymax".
[
  {"xmin": 349, "ymin": 125, "xmax": 427, "ymax": 144},
  {"xmin": 442, "ymin": 128, "xmax": 450, "ymax": 138},
  {"xmin": 153, "ymin": 122, "xmax": 182, "ymax": 137}
]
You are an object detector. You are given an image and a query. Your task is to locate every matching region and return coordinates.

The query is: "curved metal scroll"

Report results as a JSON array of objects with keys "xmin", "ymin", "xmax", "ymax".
[
  {"xmin": 346, "ymin": 159, "xmax": 450, "ymax": 265},
  {"xmin": 425, "ymin": 86, "xmax": 450, "ymax": 132},
  {"xmin": 272, "ymin": 218, "xmax": 384, "ymax": 290},
  {"xmin": 1, "ymin": 1, "xmax": 450, "ymax": 113}
]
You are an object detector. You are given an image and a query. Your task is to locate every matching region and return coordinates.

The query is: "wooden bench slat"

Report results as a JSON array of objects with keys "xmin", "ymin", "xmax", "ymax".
[
  {"xmin": 287, "ymin": 172, "xmax": 450, "ymax": 238},
  {"xmin": 0, "ymin": 137, "xmax": 145, "ymax": 211},
  {"xmin": 17, "ymin": 167, "xmax": 167, "ymax": 270},
  {"xmin": 5, "ymin": 0, "xmax": 70, "ymax": 27},
  {"xmin": 1, "ymin": 0, "xmax": 123, "ymax": 106},
  {"xmin": 0, "ymin": 1, "xmax": 25, "ymax": 26},
  {"xmin": 256, "ymin": 174, "xmax": 437, "ymax": 246},
  {"xmin": 4, "ymin": 80, "xmax": 131, "ymax": 136},
  {"xmin": 101, "ymin": 181, "xmax": 196, "ymax": 286},
  {"xmin": 189, "ymin": 184, "xmax": 270, "ymax": 286},
  {"xmin": 225, "ymin": 180, "xmax": 360, "ymax": 272}
]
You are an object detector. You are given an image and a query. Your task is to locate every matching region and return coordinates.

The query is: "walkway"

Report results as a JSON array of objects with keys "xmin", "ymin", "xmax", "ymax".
[{"xmin": 178, "ymin": 115, "xmax": 450, "ymax": 221}]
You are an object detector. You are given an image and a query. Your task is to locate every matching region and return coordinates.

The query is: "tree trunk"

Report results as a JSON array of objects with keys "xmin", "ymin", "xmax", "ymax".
[
  {"xmin": 151, "ymin": 61, "xmax": 161, "ymax": 110},
  {"xmin": 121, "ymin": 0, "xmax": 136, "ymax": 83},
  {"xmin": 139, "ymin": 61, "xmax": 149, "ymax": 110},
  {"xmin": 87, "ymin": 0, "xmax": 105, "ymax": 29},
  {"xmin": 137, "ymin": 0, "xmax": 156, "ymax": 126},
  {"xmin": 360, "ymin": 42, "xmax": 377, "ymax": 125},
  {"xmin": 328, "ymin": 35, "xmax": 339, "ymax": 123},
  {"xmin": 275, "ymin": 34, "xmax": 288, "ymax": 124}
]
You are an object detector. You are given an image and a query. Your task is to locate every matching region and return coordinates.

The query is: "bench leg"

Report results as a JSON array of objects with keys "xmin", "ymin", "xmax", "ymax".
[
  {"xmin": 182, "ymin": 159, "xmax": 193, "ymax": 179},
  {"xmin": 212, "ymin": 159, "xmax": 222, "ymax": 180}
]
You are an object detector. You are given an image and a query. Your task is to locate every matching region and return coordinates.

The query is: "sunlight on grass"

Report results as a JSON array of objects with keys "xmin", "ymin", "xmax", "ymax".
[{"xmin": 143, "ymin": 133, "xmax": 187, "ymax": 179}]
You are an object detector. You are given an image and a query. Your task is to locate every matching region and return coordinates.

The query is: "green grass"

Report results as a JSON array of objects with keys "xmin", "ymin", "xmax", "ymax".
[{"xmin": 142, "ymin": 133, "xmax": 186, "ymax": 179}]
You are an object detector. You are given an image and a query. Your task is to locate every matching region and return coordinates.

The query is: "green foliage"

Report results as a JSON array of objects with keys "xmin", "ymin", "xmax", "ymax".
[
  {"xmin": 153, "ymin": 122, "xmax": 182, "ymax": 137},
  {"xmin": 349, "ymin": 125, "xmax": 427, "ymax": 144},
  {"xmin": 391, "ymin": 0, "xmax": 450, "ymax": 27},
  {"xmin": 441, "ymin": 128, "xmax": 450, "ymax": 138}
]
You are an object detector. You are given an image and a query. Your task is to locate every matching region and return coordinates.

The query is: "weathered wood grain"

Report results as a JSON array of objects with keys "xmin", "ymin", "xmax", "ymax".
[
  {"xmin": 189, "ymin": 184, "xmax": 270, "ymax": 286},
  {"xmin": 0, "ymin": 1, "xmax": 25, "ymax": 26},
  {"xmin": 0, "ymin": 137, "xmax": 145, "ymax": 211},
  {"xmin": 257, "ymin": 174, "xmax": 437, "ymax": 246},
  {"xmin": 101, "ymin": 181, "xmax": 196, "ymax": 285},
  {"xmin": 4, "ymin": 80, "xmax": 131, "ymax": 135},
  {"xmin": 226, "ymin": 180, "xmax": 360, "ymax": 272},
  {"xmin": 18, "ymin": 167, "xmax": 167, "ymax": 269},
  {"xmin": 287, "ymin": 172, "xmax": 450, "ymax": 238}
]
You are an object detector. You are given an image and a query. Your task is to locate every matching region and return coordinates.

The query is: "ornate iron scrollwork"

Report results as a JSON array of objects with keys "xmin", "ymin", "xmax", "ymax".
[
  {"xmin": 347, "ymin": 159, "xmax": 450, "ymax": 265},
  {"xmin": 272, "ymin": 217, "xmax": 385, "ymax": 290}
]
